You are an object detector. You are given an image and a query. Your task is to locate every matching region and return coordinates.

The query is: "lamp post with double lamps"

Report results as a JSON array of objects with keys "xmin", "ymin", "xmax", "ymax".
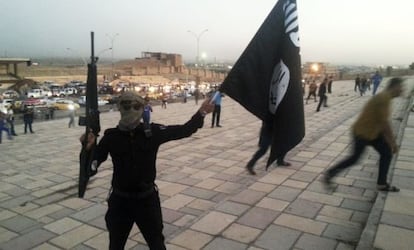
[{"xmin": 187, "ymin": 29, "xmax": 208, "ymax": 67}]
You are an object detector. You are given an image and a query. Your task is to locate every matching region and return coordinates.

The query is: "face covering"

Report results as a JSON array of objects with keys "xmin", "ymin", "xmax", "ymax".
[{"xmin": 117, "ymin": 92, "xmax": 145, "ymax": 131}]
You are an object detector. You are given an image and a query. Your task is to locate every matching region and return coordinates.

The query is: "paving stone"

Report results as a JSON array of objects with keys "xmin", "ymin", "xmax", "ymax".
[
  {"xmin": 274, "ymin": 213, "xmax": 327, "ymax": 235},
  {"xmin": 290, "ymin": 171, "xmax": 319, "ymax": 182},
  {"xmin": 340, "ymin": 198, "xmax": 372, "ymax": 212},
  {"xmin": 0, "ymin": 229, "xmax": 18, "ymax": 244},
  {"xmin": 230, "ymin": 189, "xmax": 267, "ymax": 205},
  {"xmin": 319, "ymin": 205, "xmax": 352, "ymax": 220},
  {"xmin": 203, "ymin": 237, "xmax": 248, "ymax": 250},
  {"xmin": 285, "ymin": 199, "xmax": 323, "ymax": 218},
  {"xmin": 169, "ymin": 229, "xmax": 213, "ymax": 249},
  {"xmin": 214, "ymin": 181, "xmax": 243, "ymax": 194},
  {"xmin": 323, "ymin": 224, "xmax": 361, "ymax": 243},
  {"xmin": 295, "ymin": 233, "xmax": 337, "ymax": 250},
  {"xmin": 31, "ymin": 243, "xmax": 61, "ymax": 250},
  {"xmin": 254, "ymin": 224, "xmax": 301, "ymax": 250},
  {"xmin": 0, "ymin": 210, "xmax": 16, "ymax": 221},
  {"xmin": 248, "ymin": 182, "xmax": 277, "ymax": 193},
  {"xmin": 268, "ymin": 186, "xmax": 302, "ymax": 202},
  {"xmin": 162, "ymin": 194, "xmax": 195, "ymax": 210},
  {"xmin": 215, "ymin": 201, "xmax": 250, "ymax": 216},
  {"xmin": 222, "ymin": 223, "xmax": 261, "ymax": 244},
  {"xmin": 350, "ymin": 211, "xmax": 369, "ymax": 224},
  {"xmin": 237, "ymin": 207, "xmax": 280, "ymax": 229},
  {"xmin": 299, "ymin": 191, "xmax": 343, "ymax": 206},
  {"xmin": 25, "ymin": 204, "xmax": 64, "ymax": 219},
  {"xmin": 187, "ymin": 198, "xmax": 216, "ymax": 211},
  {"xmin": 256, "ymin": 197, "xmax": 290, "ymax": 212},
  {"xmin": 70, "ymin": 203, "xmax": 107, "ymax": 222},
  {"xmin": 191, "ymin": 211, "xmax": 236, "ymax": 235},
  {"xmin": 194, "ymin": 178, "xmax": 225, "ymax": 189},
  {"xmin": 381, "ymin": 211, "xmax": 414, "ymax": 230},
  {"xmin": 49, "ymin": 224, "xmax": 102, "ymax": 249},
  {"xmin": 0, "ymin": 229, "xmax": 56, "ymax": 250},
  {"xmin": 374, "ymin": 224, "xmax": 414, "ymax": 250},
  {"xmin": 1, "ymin": 215, "xmax": 40, "ymax": 233},
  {"xmin": 43, "ymin": 217, "xmax": 82, "ymax": 234},
  {"xmin": 48, "ymin": 207, "xmax": 76, "ymax": 220},
  {"xmin": 83, "ymin": 232, "xmax": 109, "ymax": 250}
]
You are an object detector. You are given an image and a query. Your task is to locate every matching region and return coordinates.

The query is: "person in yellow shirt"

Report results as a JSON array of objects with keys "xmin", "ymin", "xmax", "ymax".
[{"xmin": 324, "ymin": 77, "xmax": 404, "ymax": 192}]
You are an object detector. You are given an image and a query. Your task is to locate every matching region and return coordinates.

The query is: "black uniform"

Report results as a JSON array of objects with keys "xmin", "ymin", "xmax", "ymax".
[
  {"xmin": 95, "ymin": 112, "xmax": 204, "ymax": 250},
  {"xmin": 316, "ymin": 81, "xmax": 328, "ymax": 112}
]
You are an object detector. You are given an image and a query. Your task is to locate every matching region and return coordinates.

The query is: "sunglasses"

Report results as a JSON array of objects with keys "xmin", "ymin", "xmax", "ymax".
[{"xmin": 119, "ymin": 100, "xmax": 143, "ymax": 111}]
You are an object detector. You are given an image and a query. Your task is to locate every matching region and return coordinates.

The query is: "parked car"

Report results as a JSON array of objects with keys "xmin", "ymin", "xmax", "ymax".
[
  {"xmin": 0, "ymin": 99, "xmax": 14, "ymax": 109},
  {"xmin": 22, "ymin": 98, "xmax": 45, "ymax": 107},
  {"xmin": 58, "ymin": 87, "xmax": 78, "ymax": 97},
  {"xmin": 27, "ymin": 89, "xmax": 46, "ymax": 98},
  {"xmin": 78, "ymin": 96, "xmax": 109, "ymax": 106},
  {"xmin": 2, "ymin": 90, "xmax": 19, "ymax": 99},
  {"xmin": 52, "ymin": 99, "xmax": 80, "ymax": 110}
]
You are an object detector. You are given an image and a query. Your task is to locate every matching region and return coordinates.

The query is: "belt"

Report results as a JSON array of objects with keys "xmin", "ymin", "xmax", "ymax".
[{"xmin": 111, "ymin": 185, "xmax": 157, "ymax": 199}]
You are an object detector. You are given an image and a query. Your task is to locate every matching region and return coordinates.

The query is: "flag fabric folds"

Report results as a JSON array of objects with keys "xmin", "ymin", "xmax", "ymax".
[{"xmin": 220, "ymin": 0, "xmax": 305, "ymax": 166}]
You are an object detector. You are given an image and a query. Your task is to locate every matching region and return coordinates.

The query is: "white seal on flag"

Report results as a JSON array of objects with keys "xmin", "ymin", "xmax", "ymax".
[{"xmin": 269, "ymin": 59, "xmax": 289, "ymax": 114}]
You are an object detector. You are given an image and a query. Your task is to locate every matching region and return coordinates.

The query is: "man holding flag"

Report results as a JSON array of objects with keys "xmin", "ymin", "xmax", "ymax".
[{"xmin": 220, "ymin": 0, "xmax": 305, "ymax": 168}]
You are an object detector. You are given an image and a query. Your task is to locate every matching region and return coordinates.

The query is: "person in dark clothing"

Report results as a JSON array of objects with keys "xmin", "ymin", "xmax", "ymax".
[
  {"xmin": 360, "ymin": 76, "xmax": 368, "ymax": 96},
  {"xmin": 81, "ymin": 92, "xmax": 214, "ymax": 250},
  {"xmin": 354, "ymin": 75, "xmax": 361, "ymax": 93},
  {"xmin": 316, "ymin": 78, "xmax": 328, "ymax": 112},
  {"xmin": 23, "ymin": 107, "xmax": 35, "ymax": 134},
  {"xmin": 246, "ymin": 121, "xmax": 291, "ymax": 175},
  {"xmin": 7, "ymin": 107, "xmax": 17, "ymax": 136},
  {"xmin": 327, "ymin": 75, "xmax": 333, "ymax": 94}
]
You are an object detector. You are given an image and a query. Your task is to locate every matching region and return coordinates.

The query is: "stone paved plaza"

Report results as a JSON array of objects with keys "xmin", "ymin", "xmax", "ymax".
[{"xmin": 0, "ymin": 79, "xmax": 413, "ymax": 250}]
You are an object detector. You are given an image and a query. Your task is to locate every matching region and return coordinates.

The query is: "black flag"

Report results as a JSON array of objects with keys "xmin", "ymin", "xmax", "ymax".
[{"xmin": 220, "ymin": 0, "xmax": 304, "ymax": 166}]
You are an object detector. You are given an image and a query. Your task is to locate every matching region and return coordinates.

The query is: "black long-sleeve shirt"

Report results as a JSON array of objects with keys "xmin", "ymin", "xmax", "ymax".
[{"xmin": 96, "ymin": 112, "xmax": 204, "ymax": 192}]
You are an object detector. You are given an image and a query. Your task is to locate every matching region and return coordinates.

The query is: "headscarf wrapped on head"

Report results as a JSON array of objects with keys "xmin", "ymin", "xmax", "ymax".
[{"xmin": 117, "ymin": 92, "xmax": 145, "ymax": 131}]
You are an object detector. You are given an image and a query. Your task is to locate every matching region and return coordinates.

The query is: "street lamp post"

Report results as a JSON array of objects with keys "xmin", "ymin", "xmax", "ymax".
[
  {"xmin": 106, "ymin": 33, "xmax": 119, "ymax": 80},
  {"xmin": 187, "ymin": 29, "xmax": 208, "ymax": 67}
]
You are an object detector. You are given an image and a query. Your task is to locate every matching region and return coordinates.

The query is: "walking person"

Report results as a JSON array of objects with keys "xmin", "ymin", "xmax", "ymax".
[
  {"xmin": 7, "ymin": 107, "xmax": 17, "ymax": 136},
  {"xmin": 305, "ymin": 80, "xmax": 318, "ymax": 104},
  {"xmin": 316, "ymin": 78, "xmax": 328, "ymax": 112},
  {"xmin": 360, "ymin": 76, "xmax": 368, "ymax": 96},
  {"xmin": 80, "ymin": 92, "xmax": 214, "ymax": 250},
  {"xmin": 354, "ymin": 75, "xmax": 361, "ymax": 93},
  {"xmin": 68, "ymin": 109, "xmax": 76, "ymax": 128},
  {"xmin": 23, "ymin": 107, "xmax": 35, "ymax": 134},
  {"xmin": 327, "ymin": 75, "xmax": 334, "ymax": 94},
  {"xmin": 246, "ymin": 121, "xmax": 291, "ymax": 175},
  {"xmin": 0, "ymin": 111, "xmax": 12, "ymax": 144},
  {"xmin": 161, "ymin": 93, "xmax": 167, "ymax": 109},
  {"xmin": 371, "ymin": 71, "xmax": 383, "ymax": 95},
  {"xmin": 324, "ymin": 77, "xmax": 405, "ymax": 192},
  {"xmin": 211, "ymin": 86, "xmax": 224, "ymax": 128},
  {"xmin": 142, "ymin": 97, "xmax": 153, "ymax": 125}
]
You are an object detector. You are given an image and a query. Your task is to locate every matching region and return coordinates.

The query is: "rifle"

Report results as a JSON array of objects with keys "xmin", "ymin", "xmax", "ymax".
[{"xmin": 78, "ymin": 31, "xmax": 100, "ymax": 198}]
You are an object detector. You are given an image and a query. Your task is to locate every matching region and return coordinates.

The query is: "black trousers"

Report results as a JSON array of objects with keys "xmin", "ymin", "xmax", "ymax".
[
  {"xmin": 105, "ymin": 190, "xmax": 166, "ymax": 250},
  {"xmin": 327, "ymin": 134, "xmax": 392, "ymax": 185},
  {"xmin": 211, "ymin": 105, "xmax": 221, "ymax": 126},
  {"xmin": 316, "ymin": 95, "xmax": 327, "ymax": 111}
]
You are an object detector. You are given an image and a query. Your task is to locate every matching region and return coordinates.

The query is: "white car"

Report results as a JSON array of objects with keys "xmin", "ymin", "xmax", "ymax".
[
  {"xmin": 2, "ymin": 90, "xmax": 19, "ymax": 99},
  {"xmin": 78, "ymin": 96, "xmax": 109, "ymax": 106}
]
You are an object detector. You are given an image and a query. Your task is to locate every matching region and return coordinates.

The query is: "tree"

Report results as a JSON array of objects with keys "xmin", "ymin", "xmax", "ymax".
[{"xmin": 409, "ymin": 62, "xmax": 414, "ymax": 70}]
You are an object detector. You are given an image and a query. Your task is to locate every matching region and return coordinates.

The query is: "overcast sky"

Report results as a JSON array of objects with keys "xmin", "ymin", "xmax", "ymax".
[{"xmin": 1, "ymin": 0, "xmax": 413, "ymax": 66}]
